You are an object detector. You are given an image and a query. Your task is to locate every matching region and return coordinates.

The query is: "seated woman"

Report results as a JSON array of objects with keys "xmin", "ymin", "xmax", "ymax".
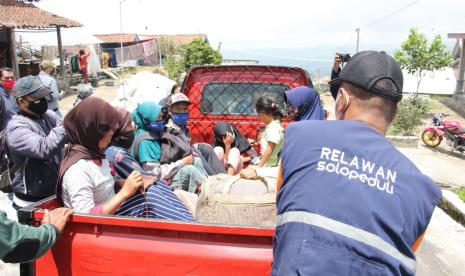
[
  {"xmin": 284, "ymin": 86, "xmax": 326, "ymax": 121},
  {"xmin": 131, "ymin": 101, "xmax": 207, "ymax": 193},
  {"xmin": 105, "ymin": 107, "xmax": 146, "ymax": 179},
  {"xmin": 58, "ymin": 97, "xmax": 194, "ymax": 221},
  {"xmin": 213, "ymin": 121, "xmax": 259, "ymax": 175}
]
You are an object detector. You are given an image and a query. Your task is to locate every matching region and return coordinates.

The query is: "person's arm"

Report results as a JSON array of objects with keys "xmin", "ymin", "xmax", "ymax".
[
  {"xmin": 276, "ymin": 160, "xmax": 283, "ymax": 191},
  {"xmin": 50, "ymin": 78, "xmax": 61, "ymax": 100},
  {"xmin": 0, "ymin": 208, "xmax": 72, "ymax": 263},
  {"xmin": 332, "ymin": 52, "xmax": 341, "ymax": 78},
  {"xmin": 412, "ymin": 232, "xmax": 426, "ymax": 252},
  {"xmin": 7, "ymin": 120, "xmax": 66, "ymax": 159},
  {"xmin": 101, "ymin": 170, "xmax": 144, "ymax": 214},
  {"xmin": 257, "ymin": 141, "xmax": 276, "ymax": 167},
  {"xmin": 142, "ymin": 155, "xmax": 192, "ymax": 180},
  {"xmin": 223, "ymin": 132, "xmax": 234, "ymax": 162},
  {"xmin": 330, "ymin": 53, "xmax": 342, "ymax": 96}
]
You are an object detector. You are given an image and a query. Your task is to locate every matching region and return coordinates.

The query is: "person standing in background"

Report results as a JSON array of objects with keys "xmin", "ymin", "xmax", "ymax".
[
  {"xmin": 38, "ymin": 60, "xmax": 61, "ymax": 117},
  {"xmin": 0, "ymin": 67, "xmax": 18, "ymax": 131},
  {"xmin": 79, "ymin": 49, "xmax": 90, "ymax": 84}
]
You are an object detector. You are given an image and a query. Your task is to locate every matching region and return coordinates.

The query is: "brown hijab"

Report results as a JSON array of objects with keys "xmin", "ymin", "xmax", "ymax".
[
  {"xmin": 113, "ymin": 107, "xmax": 132, "ymax": 139},
  {"xmin": 56, "ymin": 97, "xmax": 120, "ymax": 204}
]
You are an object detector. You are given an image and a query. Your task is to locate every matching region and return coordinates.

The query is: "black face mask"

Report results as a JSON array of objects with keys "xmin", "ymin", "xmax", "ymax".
[
  {"xmin": 26, "ymin": 97, "xmax": 48, "ymax": 115},
  {"xmin": 116, "ymin": 131, "xmax": 135, "ymax": 149}
]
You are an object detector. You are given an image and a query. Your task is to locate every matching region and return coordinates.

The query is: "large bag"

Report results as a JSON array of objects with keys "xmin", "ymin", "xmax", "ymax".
[{"xmin": 196, "ymin": 174, "xmax": 277, "ymax": 227}]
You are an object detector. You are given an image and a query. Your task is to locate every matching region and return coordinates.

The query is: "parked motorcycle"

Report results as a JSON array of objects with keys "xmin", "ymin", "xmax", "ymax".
[{"xmin": 421, "ymin": 113, "xmax": 465, "ymax": 152}]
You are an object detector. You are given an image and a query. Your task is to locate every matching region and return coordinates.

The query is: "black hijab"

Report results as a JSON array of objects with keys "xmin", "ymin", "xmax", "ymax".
[{"xmin": 213, "ymin": 121, "xmax": 251, "ymax": 153}]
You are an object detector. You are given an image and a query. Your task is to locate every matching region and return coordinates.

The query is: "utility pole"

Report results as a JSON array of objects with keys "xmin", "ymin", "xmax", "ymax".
[
  {"xmin": 119, "ymin": 0, "xmax": 127, "ymax": 108},
  {"xmin": 356, "ymin": 28, "xmax": 360, "ymax": 53}
]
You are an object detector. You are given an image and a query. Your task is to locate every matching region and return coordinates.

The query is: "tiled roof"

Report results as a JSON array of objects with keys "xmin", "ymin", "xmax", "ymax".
[
  {"xmin": 0, "ymin": 0, "xmax": 82, "ymax": 29},
  {"xmin": 95, "ymin": 33, "xmax": 208, "ymax": 46},
  {"xmin": 94, "ymin": 34, "xmax": 139, "ymax": 43},
  {"xmin": 144, "ymin": 34, "xmax": 208, "ymax": 46}
]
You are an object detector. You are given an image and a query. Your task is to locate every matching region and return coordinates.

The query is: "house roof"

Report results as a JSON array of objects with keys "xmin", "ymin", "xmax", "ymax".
[
  {"xmin": 94, "ymin": 34, "xmax": 139, "ymax": 43},
  {"xmin": 140, "ymin": 34, "xmax": 208, "ymax": 46},
  {"xmin": 95, "ymin": 33, "xmax": 208, "ymax": 46},
  {"xmin": 0, "ymin": 0, "xmax": 82, "ymax": 29}
]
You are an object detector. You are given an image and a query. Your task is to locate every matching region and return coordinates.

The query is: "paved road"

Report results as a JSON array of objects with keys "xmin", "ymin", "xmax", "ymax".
[
  {"xmin": 417, "ymin": 208, "xmax": 465, "ymax": 276},
  {"xmin": 399, "ymin": 146, "xmax": 465, "ymax": 189}
]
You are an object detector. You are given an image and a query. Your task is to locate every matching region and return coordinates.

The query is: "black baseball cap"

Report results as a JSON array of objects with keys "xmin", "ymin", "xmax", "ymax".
[{"xmin": 329, "ymin": 51, "xmax": 403, "ymax": 102}]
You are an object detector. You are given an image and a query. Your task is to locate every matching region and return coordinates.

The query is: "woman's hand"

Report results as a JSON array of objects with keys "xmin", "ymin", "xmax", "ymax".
[
  {"xmin": 120, "ymin": 171, "xmax": 144, "ymax": 198},
  {"xmin": 223, "ymin": 132, "xmax": 234, "ymax": 146},
  {"xmin": 182, "ymin": 154, "xmax": 194, "ymax": 166},
  {"xmin": 141, "ymin": 175, "xmax": 156, "ymax": 191}
]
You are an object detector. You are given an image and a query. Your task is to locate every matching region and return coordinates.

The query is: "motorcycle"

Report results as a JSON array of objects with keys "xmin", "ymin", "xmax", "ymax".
[{"xmin": 421, "ymin": 113, "xmax": 465, "ymax": 153}]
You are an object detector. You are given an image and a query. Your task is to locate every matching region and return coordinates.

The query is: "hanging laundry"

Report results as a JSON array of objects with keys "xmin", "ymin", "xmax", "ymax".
[
  {"xmin": 115, "ymin": 46, "xmax": 132, "ymax": 64},
  {"xmin": 127, "ymin": 43, "xmax": 144, "ymax": 61},
  {"xmin": 87, "ymin": 45, "xmax": 102, "ymax": 76},
  {"xmin": 141, "ymin": 39, "xmax": 156, "ymax": 56},
  {"xmin": 71, "ymin": 55, "xmax": 80, "ymax": 73}
]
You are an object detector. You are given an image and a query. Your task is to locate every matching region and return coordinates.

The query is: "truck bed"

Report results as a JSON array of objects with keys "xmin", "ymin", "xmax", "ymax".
[{"xmin": 18, "ymin": 197, "xmax": 274, "ymax": 276}]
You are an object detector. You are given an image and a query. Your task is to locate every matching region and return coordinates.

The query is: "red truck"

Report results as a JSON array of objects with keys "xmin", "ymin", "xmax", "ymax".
[{"xmin": 18, "ymin": 65, "xmax": 312, "ymax": 275}]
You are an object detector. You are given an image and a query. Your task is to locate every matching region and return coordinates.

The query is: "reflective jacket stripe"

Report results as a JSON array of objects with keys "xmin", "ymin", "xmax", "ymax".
[{"xmin": 277, "ymin": 211, "xmax": 416, "ymax": 273}]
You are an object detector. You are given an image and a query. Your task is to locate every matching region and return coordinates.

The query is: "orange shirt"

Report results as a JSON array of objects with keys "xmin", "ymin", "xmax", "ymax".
[{"xmin": 79, "ymin": 53, "xmax": 90, "ymax": 68}]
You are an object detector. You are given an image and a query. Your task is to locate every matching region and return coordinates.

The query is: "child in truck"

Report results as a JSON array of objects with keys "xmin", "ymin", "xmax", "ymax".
[
  {"xmin": 213, "ymin": 121, "xmax": 259, "ymax": 175},
  {"xmin": 254, "ymin": 93, "xmax": 284, "ymax": 167}
]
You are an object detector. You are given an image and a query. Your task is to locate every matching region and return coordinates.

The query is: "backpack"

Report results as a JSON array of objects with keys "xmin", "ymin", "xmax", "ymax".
[
  {"xmin": 131, "ymin": 132, "xmax": 161, "ymax": 162},
  {"xmin": 196, "ymin": 174, "xmax": 277, "ymax": 227},
  {"xmin": 159, "ymin": 128, "xmax": 192, "ymax": 165},
  {"xmin": 0, "ymin": 115, "xmax": 42, "ymax": 192},
  {"xmin": 0, "ymin": 130, "xmax": 14, "ymax": 191}
]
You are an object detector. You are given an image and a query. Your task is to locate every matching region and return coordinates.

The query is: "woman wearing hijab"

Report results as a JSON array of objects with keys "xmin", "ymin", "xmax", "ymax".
[
  {"xmin": 284, "ymin": 86, "xmax": 325, "ymax": 121},
  {"xmin": 213, "ymin": 121, "xmax": 259, "ymax": 175},
  {"xmin": 58, "ymin": 97, "xmax": 194, "ymax": 221},
  {"xmin": 104, "ymin": 107, "xmax": 144, "ymax": 178},
  {"xmin": 131, "ymin": 101, "xmax": 207, "ymax": 193}
]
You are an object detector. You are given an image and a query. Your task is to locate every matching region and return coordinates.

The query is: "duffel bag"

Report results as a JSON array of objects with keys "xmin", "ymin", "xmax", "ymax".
[{"xmin": 196, "ymin": 174, "xmax": 276, "ymax": 227}]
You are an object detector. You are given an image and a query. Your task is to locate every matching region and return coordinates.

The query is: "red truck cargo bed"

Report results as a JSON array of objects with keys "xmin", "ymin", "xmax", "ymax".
[{"xmin": 18, "ymin": 197, "xmax": 274, "ymax": 276}]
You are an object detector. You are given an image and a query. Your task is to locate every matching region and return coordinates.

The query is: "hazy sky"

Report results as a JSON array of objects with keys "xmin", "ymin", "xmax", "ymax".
[{"xmin": 33, "ymin": 0, "xmax": 465, "ymax": 51}]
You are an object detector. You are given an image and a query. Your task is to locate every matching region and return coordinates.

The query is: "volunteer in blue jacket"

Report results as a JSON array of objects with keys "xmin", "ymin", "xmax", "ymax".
[{"xmin": 273, "ymin": 51, "xmax": 441, "ymax": 275}]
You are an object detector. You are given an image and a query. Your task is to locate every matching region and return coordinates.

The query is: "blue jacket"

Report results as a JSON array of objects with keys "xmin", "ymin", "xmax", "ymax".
[
  {"xmin": 0, "ymin": 86, "xmax": 18, "ymax": 131},
  {"xmin": 273, "ymin": 120, "xmax": 441, "ymax": 275},
  {"xmin": 6, "ymin": 110, "xmax": 66, "ymax": 205}
]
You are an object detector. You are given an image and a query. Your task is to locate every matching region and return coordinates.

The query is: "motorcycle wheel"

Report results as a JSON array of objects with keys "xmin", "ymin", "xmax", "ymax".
[{"xmin": 421, "ymin": 130, "xmax": 441, "ymax": 147}]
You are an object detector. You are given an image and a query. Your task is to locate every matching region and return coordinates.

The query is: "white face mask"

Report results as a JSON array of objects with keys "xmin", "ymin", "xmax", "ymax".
[{"xmin": 335, "ymin": 90, "xmax": 350, "ymax": 120}]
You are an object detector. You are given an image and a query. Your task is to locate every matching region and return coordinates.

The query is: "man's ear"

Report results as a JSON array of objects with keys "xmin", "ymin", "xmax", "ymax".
[
  {"xmin": 336, "ymin": 87, "xmax": 349, "ymax": 114},
  {"xmin": 16, "ymin": 97, "xmax": 26, "ymax": 107},
  {"xmin": 389, "ymin": 106, "xmax": 398, "ymax": 124}
]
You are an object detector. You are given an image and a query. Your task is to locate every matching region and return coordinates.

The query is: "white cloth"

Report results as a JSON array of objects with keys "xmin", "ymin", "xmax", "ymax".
[
  {"xmin": 61, "ymin": 159, "xmax": 115, "ymax": 213},
  {"xmin": 112, "ymin": 72, "xmax": 175, "ymax": 112},
  {"xmin": 87, "ymin": 45, "xmax": 102, "ymax": 76}
]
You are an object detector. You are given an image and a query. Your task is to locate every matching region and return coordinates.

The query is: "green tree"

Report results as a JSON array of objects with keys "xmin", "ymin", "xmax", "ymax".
[
  {"xmin": 157, "ymin": 37, "xmax": 177, "ymax": 57},
  {"xmin": 182, "ymin": 38, "xmax": 222, "ymax": 71},
  {"xmin": 164, "ymin": 55, "xmax": 184, "ymax": 81},
  {"xmin": 394, "ymin": 28, "xmax": 452, "ymax": 94}
]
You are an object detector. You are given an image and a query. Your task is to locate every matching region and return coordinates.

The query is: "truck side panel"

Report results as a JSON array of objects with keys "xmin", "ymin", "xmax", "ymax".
[{"xmin": 20, "ymin": 198, "xmax": 274, "ymax": 276}]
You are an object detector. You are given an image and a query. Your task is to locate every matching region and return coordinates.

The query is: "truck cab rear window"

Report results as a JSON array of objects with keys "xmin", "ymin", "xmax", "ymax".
[{"xmin": 200, "ymin": 82, "xmax": 289, "ymax": 115}]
